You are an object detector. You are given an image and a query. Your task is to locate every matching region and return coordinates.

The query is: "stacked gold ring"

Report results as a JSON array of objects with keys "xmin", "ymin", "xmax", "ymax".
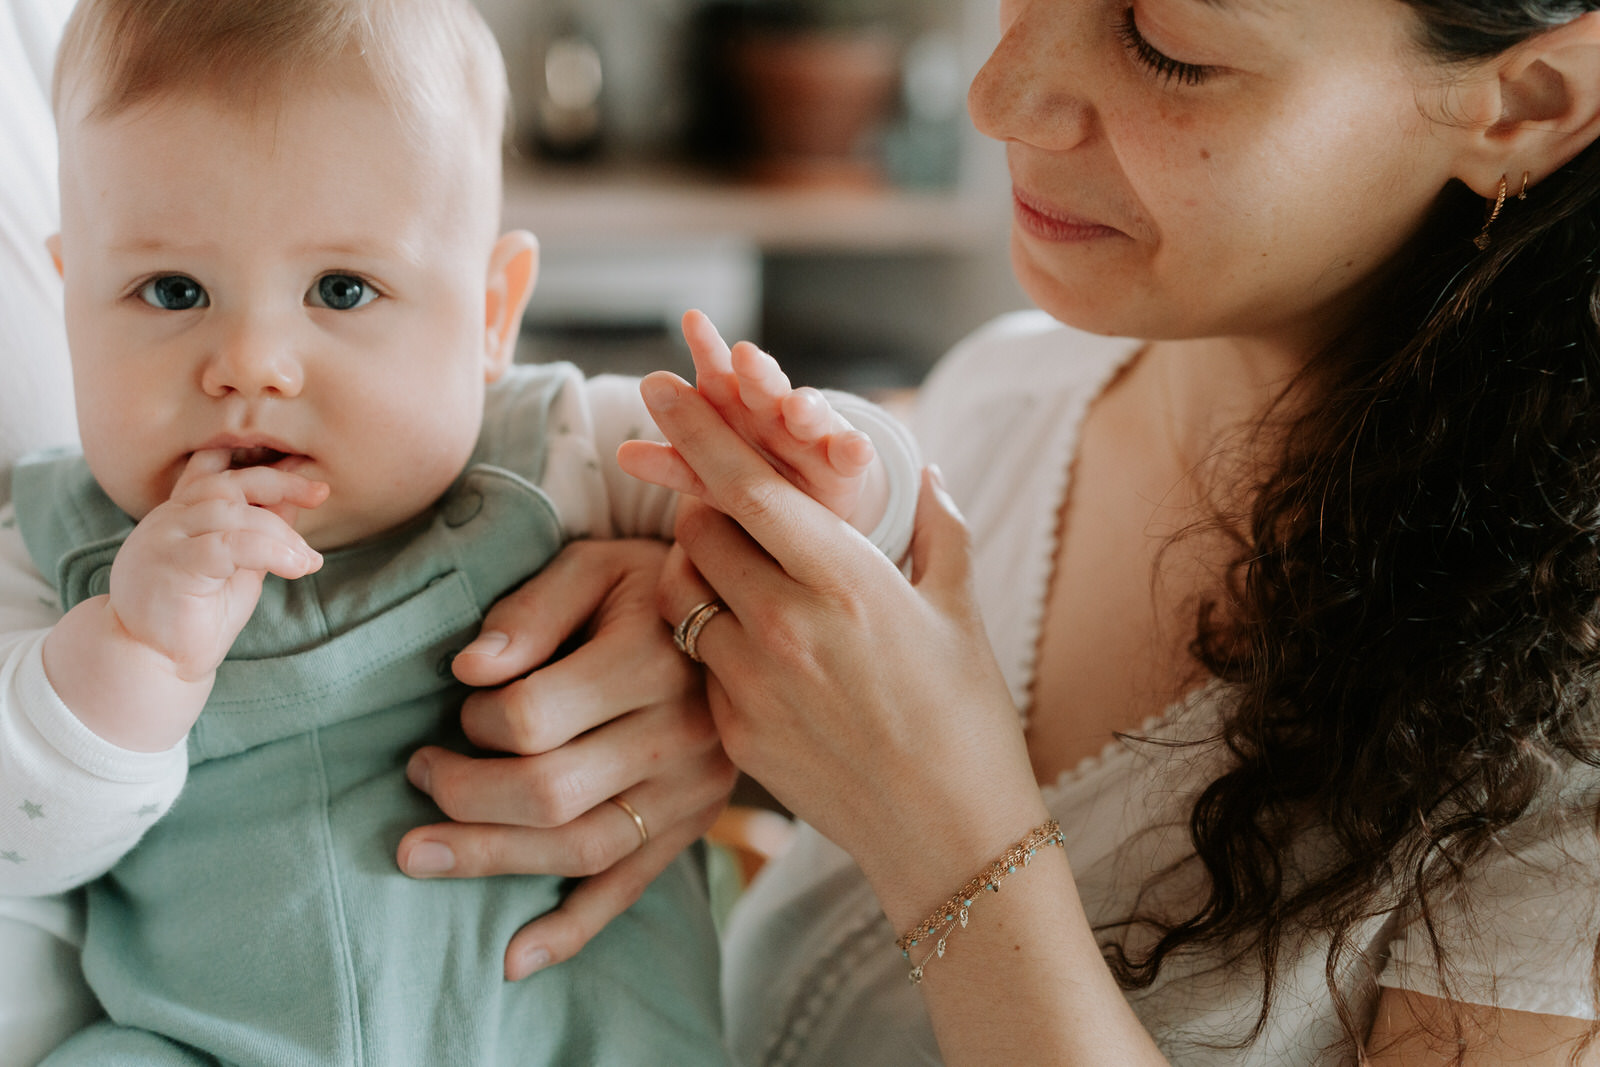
[{"xmin": 672, "ymin": 599, "xmax": 724, "ymax": 664}]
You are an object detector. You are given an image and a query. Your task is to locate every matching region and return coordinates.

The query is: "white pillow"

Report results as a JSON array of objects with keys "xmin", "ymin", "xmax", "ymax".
[
  {"xmin": 0, "ymin": 3, "xmax": 99, "ymax": 1063},
  {"xmin": 0, "ymin": 0, "xmax": 79, "ymax": 506}
]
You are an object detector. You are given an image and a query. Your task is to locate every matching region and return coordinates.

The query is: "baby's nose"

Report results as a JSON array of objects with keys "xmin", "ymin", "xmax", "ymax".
[{"xmin": 202, "ymin": 317, "xmax": 304, "ymax": 398}]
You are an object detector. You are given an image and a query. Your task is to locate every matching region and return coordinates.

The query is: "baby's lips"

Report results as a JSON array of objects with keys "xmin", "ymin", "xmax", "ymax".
[
  {"xmin": 226, "ymin": 445, "xmax": 290, "ymax": 470},
  {"xmin": 183, "ymin": 446, "xmax": 240, "ymax": 474}
]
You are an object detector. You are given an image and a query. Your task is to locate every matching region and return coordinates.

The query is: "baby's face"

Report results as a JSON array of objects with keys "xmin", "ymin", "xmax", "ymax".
[{"xmin": 54, "ymin": 73, "xmax": 506, "ymax": 550}]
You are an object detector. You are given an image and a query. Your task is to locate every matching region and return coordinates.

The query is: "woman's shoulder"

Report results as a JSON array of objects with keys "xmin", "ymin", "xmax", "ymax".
[
  {"xmin": 912, "ymin": 312, "xmax": 1140, "ymax": 490},
  {"xmin": 925, "ymin": 311, "xmax": 1138, "ymax": 385},
  {"xmin": 915, "ymin": 313, "xmax": 1139, "ymax": 436},
  {"xmin": 1380, "ymin": 756, "xmax": 1600, "ymax": 1019}
]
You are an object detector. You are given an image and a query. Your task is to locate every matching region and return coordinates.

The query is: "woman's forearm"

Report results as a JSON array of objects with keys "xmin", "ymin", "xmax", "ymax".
[
  {"xmin": 859, "ymin": 795, "xmax": 1170, "ymax": 1067},
  {"xmin": 890, "ymin": 845, "xmax": 1169, "ymax": 1066}
]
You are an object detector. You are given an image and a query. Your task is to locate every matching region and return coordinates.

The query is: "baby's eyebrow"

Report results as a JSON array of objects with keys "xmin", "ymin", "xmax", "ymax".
[
  {"xmin": 292, "ymin": 238, "xmax": 425, "ymax": 266},
  {"xmin": 108, "ymin": 235, "xmax": 215, "ymax": 257},
  {"xmin": 105, "ymin": 235, "xmax": 424, "ymax": 266}
]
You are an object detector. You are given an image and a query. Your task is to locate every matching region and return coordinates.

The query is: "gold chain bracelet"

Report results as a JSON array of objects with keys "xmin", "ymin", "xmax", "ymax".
[{"xmin": 894, "ymin": 818, "xmax": 1064, "ymax": 984}]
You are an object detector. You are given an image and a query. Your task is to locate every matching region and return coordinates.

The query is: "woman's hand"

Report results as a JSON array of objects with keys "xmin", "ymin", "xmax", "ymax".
[
  {"xmin": 395, "ymin": 538, "xmax": 737, "ymax": 980},
  {"xmin": 637, "ymin": 373, "xmax": 1048, "ymax": 927}
]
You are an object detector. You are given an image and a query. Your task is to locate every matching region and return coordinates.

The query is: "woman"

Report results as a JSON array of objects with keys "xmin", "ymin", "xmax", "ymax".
[{"xmin": 627, "ymin": 0, "xmax": 1600, "ymax": 1062}]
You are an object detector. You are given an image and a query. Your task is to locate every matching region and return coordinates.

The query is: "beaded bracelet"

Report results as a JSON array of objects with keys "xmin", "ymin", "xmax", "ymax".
[{"xmin": 895, "ymin": 818, "xmax": 1065, "ymax": 984}]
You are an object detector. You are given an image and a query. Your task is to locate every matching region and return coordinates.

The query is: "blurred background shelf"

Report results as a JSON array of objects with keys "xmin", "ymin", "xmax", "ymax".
[
  {"xmin": 480, "ymin": 0, "xmax": 1027, "ymax": 391},
  {"xmin": 503, "ymin": 160, "xmax": 996, "ymax": 253}
]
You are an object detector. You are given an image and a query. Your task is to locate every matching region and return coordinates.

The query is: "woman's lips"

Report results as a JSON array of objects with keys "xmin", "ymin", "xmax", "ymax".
[{"xmin": 1011, "ymin": 188, "xmax": 1124, "ymax": 243}]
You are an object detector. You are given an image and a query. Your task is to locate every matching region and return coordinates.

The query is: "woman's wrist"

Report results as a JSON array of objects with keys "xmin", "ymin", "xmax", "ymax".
[
  {"xmin": 855, "ymin": 785, "xmax": 1055, "ymax": 933},
  {"xmin": 894, "ymin": 818, "xmax": 1067, "ymax": 984}
]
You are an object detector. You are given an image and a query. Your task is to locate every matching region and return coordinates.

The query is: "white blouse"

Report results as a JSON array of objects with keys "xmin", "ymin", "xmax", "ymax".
[{"xmin": 720, "ymin": 312, "xmax": 1600, "ymax": 1066}]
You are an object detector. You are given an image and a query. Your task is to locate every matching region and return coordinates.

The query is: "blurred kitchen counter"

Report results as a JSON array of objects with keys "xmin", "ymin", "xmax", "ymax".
[{"xmin": 501, "ymin": 158, "xmax": 1000, "ymax": 255}]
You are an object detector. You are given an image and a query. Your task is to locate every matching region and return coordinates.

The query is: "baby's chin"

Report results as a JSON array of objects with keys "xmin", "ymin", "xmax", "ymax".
[{"xmin": 297, "ymin": 507, "xmax": 429, "ymax": 555}]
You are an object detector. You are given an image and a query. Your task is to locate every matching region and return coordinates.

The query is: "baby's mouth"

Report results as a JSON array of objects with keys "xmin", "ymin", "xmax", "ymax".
[{"xmin": 228, "ymin": 447, "xmax": 292, "ymax": 470}]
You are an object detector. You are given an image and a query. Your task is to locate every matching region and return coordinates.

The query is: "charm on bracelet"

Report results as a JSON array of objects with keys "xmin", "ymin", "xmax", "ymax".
[{"xmin": 896, "ymin": 819, "xmax": 1065, "ymax": 984}]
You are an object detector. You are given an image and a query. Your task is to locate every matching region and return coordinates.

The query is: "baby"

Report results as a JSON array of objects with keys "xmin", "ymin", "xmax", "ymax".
[{"xmin": 0, "ymin": 0, "xmax": 918, "ymax": 1063}]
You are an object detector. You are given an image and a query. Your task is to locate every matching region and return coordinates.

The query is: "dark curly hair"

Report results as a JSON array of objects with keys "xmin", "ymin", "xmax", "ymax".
[{"xmin": 1103, "ymin": 2, "xmax": 1600, "ymax": 1060}]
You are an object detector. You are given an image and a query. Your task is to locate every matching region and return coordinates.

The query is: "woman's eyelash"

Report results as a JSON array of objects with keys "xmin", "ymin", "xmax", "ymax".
[{"xmin": 1116, "ymin": 7, "xmax": 1214, "ymax": 87}]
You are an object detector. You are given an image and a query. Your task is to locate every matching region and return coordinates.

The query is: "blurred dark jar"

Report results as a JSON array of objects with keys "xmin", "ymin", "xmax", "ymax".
[{"xmin": 691, "ymin": 3, "xmax": 901, "ymax": 187}]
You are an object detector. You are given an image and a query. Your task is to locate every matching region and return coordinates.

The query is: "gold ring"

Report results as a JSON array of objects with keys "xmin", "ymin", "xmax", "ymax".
[
  {"xmin": 672, "ymin": 599, "xmax": 724, "ymax": 664},
  {"xmin": 609, "ymin": 795, "xmax": 649, "ymax": 847}
]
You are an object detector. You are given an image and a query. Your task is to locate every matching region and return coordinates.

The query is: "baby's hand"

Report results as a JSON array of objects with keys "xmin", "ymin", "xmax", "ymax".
[
  {"xmin": 619, "ymin": 310, "xmax": 882, "ymax": 529},
  {"xmin": 111, "ymin": 449, "xmax": 327, "ymax": 680}
]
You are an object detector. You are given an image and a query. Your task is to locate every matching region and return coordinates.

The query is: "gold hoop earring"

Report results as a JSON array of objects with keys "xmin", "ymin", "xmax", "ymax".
[
  {"xmin": 1518, "ymin": 171, "xmax": 1530, "ymax": 200},
  {"xmin": 1473, "ymin": 174, "xmax": 1508, "ymax": 250}
]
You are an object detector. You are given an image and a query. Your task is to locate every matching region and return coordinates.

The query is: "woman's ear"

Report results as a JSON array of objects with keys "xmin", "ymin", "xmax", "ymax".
[
  {"xmin": 483, "ymin": 230, "xmax": 539, "ymax": 383},
  {"xmin": 45, "ymin": 234, "xmax": 62, "ymax": 277},
  {"xmin": 1458, "ymin": 11, "xmax": 1600, "ymax": 196}
]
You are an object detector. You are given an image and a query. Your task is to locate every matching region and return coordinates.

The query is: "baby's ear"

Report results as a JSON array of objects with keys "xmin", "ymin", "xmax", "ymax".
[
  {"xmin": 45, "ymin": 234, "xmax": 63, "ymax": 278},
  {"xmin": 483, "ymin": 230, "xmax": 539, "ymax": 382}
]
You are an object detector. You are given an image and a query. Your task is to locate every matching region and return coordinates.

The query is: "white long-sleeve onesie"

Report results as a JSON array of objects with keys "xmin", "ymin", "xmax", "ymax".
[{"xmin": 0, "ymin": 370, "xmax": 920, "ymax": 898}]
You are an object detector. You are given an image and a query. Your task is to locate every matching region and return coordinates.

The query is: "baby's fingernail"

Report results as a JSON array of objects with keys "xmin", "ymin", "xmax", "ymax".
[
  {"xmin": 513, "ymin": 946, "xmax": 552, "ymax": 980},
  {"xmin": 404, "ymin": 841, "xmax": 455, "ymax": 876},
  {"xmin": 406, "ymin": 752, "xmax": 432, "ymax": 793},
  {"xmin": 459, "ymin": 630, "xmax": 509, "ymax": 658},
  {"xmin": 641, "ymin": 375, "xmax": 678, "ymax": 409}
]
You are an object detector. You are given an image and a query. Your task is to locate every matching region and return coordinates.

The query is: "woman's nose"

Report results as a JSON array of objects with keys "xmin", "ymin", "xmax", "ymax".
[
  {"xmin": 968, "ymin": 0, "xmax": 1095, "ymax": 152},
  {"xmin": 200, "ymin": 315, "xmax": 305, "ymax": 399}
]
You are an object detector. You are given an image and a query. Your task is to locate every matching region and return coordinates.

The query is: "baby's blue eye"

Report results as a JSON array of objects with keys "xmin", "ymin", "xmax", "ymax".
[
  {"xmin": 138, "ymin": 275, "xmax": 208, "ymax": 310},
  {"xmin": 309, "ymin": 274, "xmax": 377, "ymax": 311}
]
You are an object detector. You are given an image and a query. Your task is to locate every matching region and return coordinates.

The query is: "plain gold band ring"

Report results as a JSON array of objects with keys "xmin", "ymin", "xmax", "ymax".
[
  {"xmin": 609, "ymin": 795, "xmax": 649, "ymax": 847},
  {"xmin": 672, "ymin": 599, "xmax": 724, "ymax": 664}
]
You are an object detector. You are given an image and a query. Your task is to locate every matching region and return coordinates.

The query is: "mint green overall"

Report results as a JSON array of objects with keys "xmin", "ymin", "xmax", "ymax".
[{"xmin": 16, "ymin": 365, "xmax": 728, "ymax": 1066}]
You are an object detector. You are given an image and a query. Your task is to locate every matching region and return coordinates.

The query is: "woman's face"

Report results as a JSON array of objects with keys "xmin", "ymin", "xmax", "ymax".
[{"xmin": 969, "ymin": 0, "xmax": 1480, "ymax": 349}]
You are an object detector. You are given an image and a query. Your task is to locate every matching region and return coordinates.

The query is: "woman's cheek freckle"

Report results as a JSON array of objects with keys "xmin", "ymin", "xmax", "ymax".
[{"xmin": 1200, "ymin": 148, "xmax": 1211, "ymax": 160}]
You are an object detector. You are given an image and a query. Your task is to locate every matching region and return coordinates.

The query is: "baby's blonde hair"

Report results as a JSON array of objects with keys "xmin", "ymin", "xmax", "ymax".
[{"xmin": 54, "ymin": 0, "xmax": 508, "ymax": 158}]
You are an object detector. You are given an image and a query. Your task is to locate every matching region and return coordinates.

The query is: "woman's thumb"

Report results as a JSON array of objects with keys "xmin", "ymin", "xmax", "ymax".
[{"xmin": 909, "ymin": 466, "xmax": 973, "ymax": 591}]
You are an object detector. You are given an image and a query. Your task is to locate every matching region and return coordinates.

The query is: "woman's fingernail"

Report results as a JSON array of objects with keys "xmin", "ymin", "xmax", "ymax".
[
  {"xmin": 641, "ymin": 375, "xmax": 678, "ymax": 409},
  {"xmin": 516, "ymin": 946, "xmax": 552, "ymax": 979},
  {"xmin": 404, "ymin": 841, "xmax": 455, "ymax": 876},
  {"xmin": 459, "ymin": 630, "xmax": 509, "ymax": 658},
  {"xmin": 406, "ymin": 752, "xmax": 432, "ymax": 793}
]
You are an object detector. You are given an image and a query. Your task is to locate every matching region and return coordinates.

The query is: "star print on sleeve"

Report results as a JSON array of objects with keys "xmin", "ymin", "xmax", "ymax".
[
  {"xmin": 136, "ymin": 804, "xmax": 161, "ymax": 817},
  {"xmin": 1, "ymin": 851, "xmax": 24, "ymax": 864},
  {"xmin": 19, "ymin": 800, "xmax": 44, "ymax": 820}
]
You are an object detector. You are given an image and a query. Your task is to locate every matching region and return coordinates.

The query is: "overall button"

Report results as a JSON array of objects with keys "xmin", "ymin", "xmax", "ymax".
[
  {"xmin": 436, "ymin": 648, "xmax": 467, "ymax": 678},
  {"xmin": 88, "ymin": 565, "xmax": 112, "ymax": 597},
  {"xmin": 442, "ymin": 489, "xmax": 484, "ymax": 527}
]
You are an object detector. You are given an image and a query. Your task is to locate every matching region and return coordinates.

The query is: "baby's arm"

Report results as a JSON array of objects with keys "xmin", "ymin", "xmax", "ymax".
[
  {"xmin": 42, "ymin": 450, "xmax": 325, "ymax": 753},
  {"xmin": 617, "ymin": 310, "xmax": 892, "ymax": 539},
  {"xmin": 0, "ymin": 511, "xmax": 184, "ymax": 895}
]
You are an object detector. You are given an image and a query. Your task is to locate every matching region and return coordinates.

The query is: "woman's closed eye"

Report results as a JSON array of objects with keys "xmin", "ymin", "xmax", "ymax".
[
  {"xmin": 306, "ymin": 273, "xmax": 379, "ymax": 311},
  {"xmin": 1116, "ymin": 7, "xmax": 1216, "ymax": 87},
  {"xmin": 138, "ymin": 274, "xmax": 209, "ymax": 311}
]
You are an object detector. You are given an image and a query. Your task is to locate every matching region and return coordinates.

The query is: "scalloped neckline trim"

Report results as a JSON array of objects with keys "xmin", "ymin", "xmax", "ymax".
[
  {"xmin": 1039, "ymin": 676, "xmax": 1228, "ymax": 803},
  {"xmin": 1010, "ymin": 339, "xmax": 1144, "ymax": 729},
  {"xmin": 1002, "ymin": 336, "xmax": 1223, "ymax": 802}
]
